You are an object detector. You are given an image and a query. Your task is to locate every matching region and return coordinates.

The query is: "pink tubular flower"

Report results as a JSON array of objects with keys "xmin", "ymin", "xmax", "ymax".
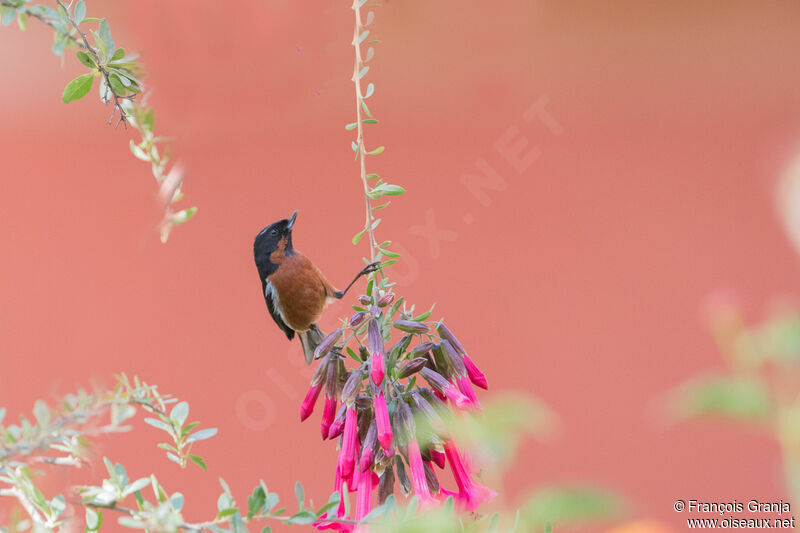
[
  {"xmin": 455, "ymin": 376, "xmax": 481, "ymax": 410},
  {"xmin": 300, "ymin": 383, "xmax": 323, "ymax": 421},
  {"xmin": 443, "ymin": 441, "xmax": 496, "ymax": 511},
  {"xmin": 462, "ymin": 354, "xmax": 488, "ymax": 389},
  {"xmin": 370, "ymin": 351, "xmax": 385, "ymax": 386},
  {"xmin": 315, "ymin": 466, "xmax": 354, "ymax": 532},
  {"xmin": 321, "ymin": 396, "xmax": 337, "ymax": 439},
  {"xmin": 374, "ymin": 392, "xmax": 393, "ymax": 451},
  {"xmin": 407, "ymin": 439, "xmax": 438, "ymax": 509},
  {"xmin": 420, "ymin": 368, "xmax": 472, "ymax": 409},
  {"xmin": 337, "ymin": 405, "xmax": 358, "ymax": 478},
  {"xmin": 353, "ymin": 458, "xmax": 373, "ymax": 533}
]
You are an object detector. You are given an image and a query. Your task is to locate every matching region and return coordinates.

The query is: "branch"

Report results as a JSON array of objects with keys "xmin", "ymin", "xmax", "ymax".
[
  {"xmin": 0, "ymin": 487, "xmax": 53, "ymax": 528},
  {"xmin": 0, "ymin": 0, "xmax": 86, "ymax": 48},
  {"xmin": 55, "ymin": 0, "xmax": 131, "ymax": 128},
  {"xmin": 353, "ymin": 0, "xmax": 377, "ymax": 264}
]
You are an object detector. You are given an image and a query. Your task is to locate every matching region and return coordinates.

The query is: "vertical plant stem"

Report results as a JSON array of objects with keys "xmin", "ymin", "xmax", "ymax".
[{"xmin": 352, "ymin": 0, "xmax": 377, "ymax": 265}]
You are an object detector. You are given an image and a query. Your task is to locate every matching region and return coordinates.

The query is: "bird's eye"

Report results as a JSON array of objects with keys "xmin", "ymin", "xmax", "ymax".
[{"xmin": 270, "ymin": 229, "xmax": 278, "ymax": 236}]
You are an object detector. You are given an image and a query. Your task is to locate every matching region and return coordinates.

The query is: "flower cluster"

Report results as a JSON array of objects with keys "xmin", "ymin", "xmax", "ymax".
[{"xmin": 298, "ymin": 288, "xmax": 495, "ymax": 531}]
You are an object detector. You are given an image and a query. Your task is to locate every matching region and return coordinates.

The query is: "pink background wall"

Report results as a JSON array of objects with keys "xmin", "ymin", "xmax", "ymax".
[{"xmin": 3, "ymin": 1, "xmax": 800, "ymax": 529}]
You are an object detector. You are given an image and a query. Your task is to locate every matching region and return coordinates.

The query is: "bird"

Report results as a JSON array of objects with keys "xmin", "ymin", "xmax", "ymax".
[{"xmin": 254, "ymin": 210, "xmax": 378, "ymax": 364}]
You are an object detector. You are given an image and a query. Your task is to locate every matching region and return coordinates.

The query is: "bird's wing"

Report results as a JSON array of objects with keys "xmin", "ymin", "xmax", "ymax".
[{"xmin": 263, "ymin": 279, "xmax": 295, "ymax": 340}]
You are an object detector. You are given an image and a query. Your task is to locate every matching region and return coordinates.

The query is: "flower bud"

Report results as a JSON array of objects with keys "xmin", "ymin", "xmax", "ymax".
[
  {"xmin": 310, "ymin": 355, "xmax": 330, "ymax": 386},
  {"xmin": 314, "ymin": 328, "xmax": 343, "ymax": 359},
  {"xmin": 299, "ymin": 383, "xmax": 322, "ymax": 422},
  {"xmin": 441, "ymin": 340, "xmax": 467, "ymax": 377},
  {"xmin": 368, "ymin": 320, "xmax": 384, "ymax": 357},
  {"xmin": 411, "ymin": 342, "xmax": 436, "ymax": 356},
  {"xmin": 424, "ymin": 462, "xmax": 440, "ymax": 493},
  {"xmin": 394, "ymin": 456, "xmax": 412, "ymax": 495},
  {"xmin": 397, "ymin": 357, "xmax": 428, "ymax": 379},
  {"xmin": 378, "ymin": 466, "xmax": 395, "ymax": 504},
  {"xmin": 394, "ymin": 401, "xmax": 416, "ymax": 443},
  {"xmin": 327, "ymin": 404, "xmax": 347, "ymax": 440},
  {"xmin": 370, "ymin": 351, "xmax": 385, "ymax": 386},
  {"xmin": 392, "ymin": 320, "xmax": 429, "ymax": 334},
  {"xmin": 349, "ymin": 311, "xmax": 367, "ymax": 328},
  {"xmin": 429, "ymin": 449, "xmax": 445, "ymax": 469},
  {"xmin": 411, "ymin": 390, "xmax": 448, "ymax": 438},
  {"xmin": 377, "ymin": 292, "xmax": 395, "ymax": 307},
  {"xmin": 462, "ymin": 354, "xmax": 488, "ymax": 390},
  {"xmin": 374, "ymin": 392, "xmax": 393, "ymax": 451},
  {"xmin": 341, "ymin": 369, "xmax": 363, "ymax": 406},
  {"xmin": 355, "ymin": 395, "xmax": 373, "ymax": 410},
  {"xmin": 420, "ymin": 368, "xmax": 471, "ymax": 409},
  {"xmin": 431, "ymin": 344, "xmax": 454, "ymax": 379},
  {"xmin": 358, "ymin": 294, "xmax": 371, "ymax": 306},
  {"xmin": 359, "ymin": 421, "xmax": 377, "ymax": 472},
  {"xmin": 358, "ymin": 346, "xmax": 370, "ymax": 362},
  {"xmin": 436, "ymin": 322, "xmax": 467, "ymax": 356}
]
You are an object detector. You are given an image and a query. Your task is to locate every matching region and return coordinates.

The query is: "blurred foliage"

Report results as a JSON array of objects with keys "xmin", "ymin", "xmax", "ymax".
[
  {"xmin": 0, "ymin": 375, "xmax": 216, "ymax": 531},
  {"xmin": 0, "ymin": 0, "xmax": 195, "ymax": 241},
  {"xmin": 665, "ymin": 295, "xmax": 800, "ymax": 502}
]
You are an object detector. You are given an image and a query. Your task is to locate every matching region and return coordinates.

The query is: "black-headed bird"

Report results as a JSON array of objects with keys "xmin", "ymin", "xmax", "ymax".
[{"xmin": 254, "ymin": 210, "xmax": 377, "ymax": 364}]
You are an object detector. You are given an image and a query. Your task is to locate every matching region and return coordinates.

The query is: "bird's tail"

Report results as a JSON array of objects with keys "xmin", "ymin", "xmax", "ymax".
[{"xmin": 299, "ymin": 325, "xmax": 325, "ymax": 365}]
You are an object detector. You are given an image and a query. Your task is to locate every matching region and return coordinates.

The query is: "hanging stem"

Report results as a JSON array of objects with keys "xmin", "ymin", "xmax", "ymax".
[{"xmin": 352, "ymin": 0, "xmax": 377, "ymax": 265}]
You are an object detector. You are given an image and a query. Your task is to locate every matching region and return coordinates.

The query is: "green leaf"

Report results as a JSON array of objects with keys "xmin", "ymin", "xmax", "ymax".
[
  {"xmin": 667, "ymin": 375, "xmax": 772, "ymax": 422},
  {"xmin": 187, "ymin": 427, "xmax": 218, "ymax": 442},
  {"xmin": 520, "ymin": 487, "xmax": 624, "ymax": 529},
  {"xmin": 352, "ymin": 228, "xmax": 366, "ymax": 245},
  {"xmin": 359, "ymin": 30, "xmax": 369, "ymax": 43},
  {"xmin": 157, "ymin": 443, "xmax": 178, "ymax": 452},
  {"xmin": 62, "ymin": 73, "xmax": 95, "ymax": 103},
  {"xmin": 33, "ymin": 400, "xmax": 50, "ymax": 427},
  {"xmin": 74, "ymin": 0, "xmax": 86, "ymax": 24},
  {"xmin": 358, "ymin": 66, "xmax": 369, "ymax": 79},
  {"xmin": 261, "ymin": 528, "xmax": 272, "ymax": 533},
  {"xmin": 294, "ymin": 481, "xmax": 305, "ymax": 511},
  {"xmin": 288, "ymin": 510, "xmax": 316, "ymax": 525},
  {"xmin": 189, "ymin": 455, "xmax": 208, "ymax": 470},
  {"xmin": 0, "ymin": 407, "xmax": 5, "ymax": 424},
  {"xmin": 248, "ymin": 486, "xmax": 266, "ymax": 519},
  {"xmin": 110, "ymin": 47, "xmax": 125, "ymax": 61},
  {"xmin": 16, "ymin": 11, "xmax": 26, "ymax": 31},
  {"xmin": 76, "ymin": 50, "xmax": 95, "ymax": 68},
  {"xmin": 315, "ymin": 492, "xmax": 340, "ymax": 517},
  {"xmin": 217, "ymin": 508, "xmax": 239, "ymax": 519},
  {"xmin": 107, "ymin": 73, "xmax": 126, "ymax": 95},
  {"xmin": 363, "ymin": 119, "xmax": 378, "ymax": 124},
  {"xmin": 364, "ymin": 83, "xmax": 374, "ymax": 99},
  {"xmin": 97, "ymin": 18, "xmax": 115, "ymax": 58},
  {"xmin": 379, "ymin": 248, "xmax": 401, "ymax": 258},
  {"xmin": 366, "ymin": 146, "xmax": 385, "ymax": 155},
  {"xmin": 86, "ymin": 508, "xmax": 102, "ymax": 531},
  {"xmin": 361, "ymin": 100, "xmax": 373, "ymax": 118},
  {"xmin": 366, "ymin": 173, "xmax": 379, "ymax": 180},
  {"xmin": 143, "ymin": 417, "xmax": 171, "ymax": 433},
  {"xmin": 1, "ymin": 8, "xmax": 15, "ymax": 27},
  {"xmin": 345, "ymin": 122, "xmax": 358, "ymax": 131},
  {"xmin": 170, "ymin": 401, "xmax": 189, "ymax": 426},
  {"xmin": 172, "ymin": 207, "xmax": 198, "ymax": 225}
]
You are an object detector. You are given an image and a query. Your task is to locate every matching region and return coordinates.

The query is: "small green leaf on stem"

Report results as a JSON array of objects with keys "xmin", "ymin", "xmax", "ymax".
[
  {"xmin": 62, "ymin": 73, "xmax": 95, "ymax": 103},
  {"xmin": 74, "ymin": 0, "xmax": 86, "ymax": 24},
  {"xmin": 366, "ymin": 146, "xmax": 385, "ymax": 155},
  {"xmin": 189, "ymin": 455, "xmax": 208, "ymax": 470}
]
